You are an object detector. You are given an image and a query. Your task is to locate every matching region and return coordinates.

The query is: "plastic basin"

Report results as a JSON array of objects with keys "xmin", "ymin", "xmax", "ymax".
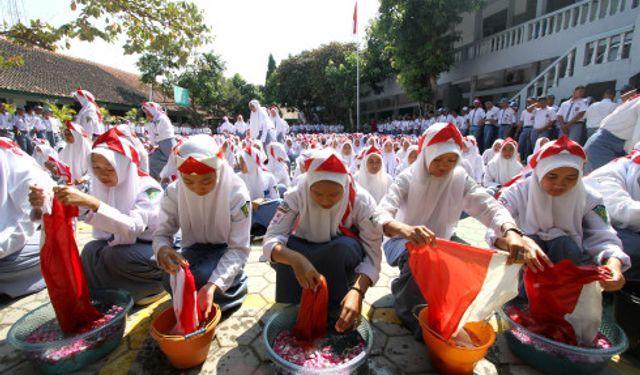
[
  {"xmin": 262, "ymin": 304, "xmax": 373, "ymax": 374},
  {"xmin": 613, "ymin": 281, "xmax": 640, "ymax": 353},
  {"xmin": 7, "ymin": 289, "xmax": 133, "ymax": 374},
  {"xmin": 499, "ymin": 300, "xmax": 628, "ymax": 375},
  {"xmin": 416, "ymin": 306, "xmax": 496, "ymax": 375},
  {"xmin": 150, "ymin": 304, "xmax": 221, "ymax": 369}
]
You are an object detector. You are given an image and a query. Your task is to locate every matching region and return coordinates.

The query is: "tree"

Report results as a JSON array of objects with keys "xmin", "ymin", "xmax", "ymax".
[
  {"xmin": 174, "ymin": 52, "xmax": 226, "ymax": 121},
  {"xmin": 221, "ymin": 74, "xmax": 264, "ymax": 120},
  {"xmin": 266, "ymin": 53, "xmax": 277, "ymax": 82},
  {"xmin": 0, "ymin": 0, "xmax": 211, "ymax": 69},
  {"xmin": 270, "ymin": 42, "xmax": 356, "ymax": 126},
  {"xmin": 377, "ymin": 0, "xmax": 482, "ymax": 105},
  {"xmin": 362, "ymin": 20, "xmax": 395, "ymax": 95},
  {"xmin": 46, "ymin": 103, "xmax": 76, "ymax": 122},
  {"xmin": 263, "ymin": 53, "xmax": 278, "ymax": 105}
]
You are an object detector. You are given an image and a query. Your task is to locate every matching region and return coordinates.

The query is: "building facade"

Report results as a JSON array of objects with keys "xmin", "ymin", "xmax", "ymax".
[{"xmin": 361, "ymin": 0, "xmax": 640, "ymax": 119}]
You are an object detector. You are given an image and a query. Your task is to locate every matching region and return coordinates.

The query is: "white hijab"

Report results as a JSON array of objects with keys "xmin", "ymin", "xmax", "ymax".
[
  {"xmin": 238, "ymin": 146, "xmax": 269, "ymax": 199},
  {"xmin": 397, "ymin": 123, "xmax": 466, "ymax": 239},
  {"xmin": 482, "ymin": 139, "xmax": 503, "ymax": 165},
  {"xmin": 486, "ymin": 139, "xmax": 523, "ymax": 185},
  {"xmin": 174, "ymin": 135, "xmax": 247, "ymax": 247},
  {"xmin": 462, "ymin": 135, "xmax": 485, "ymax": 182},
  {"xmin": 287, "ymin": 149, "xmax": 354, "ymax": 243},
  {"xmin": 266, "ymin": 142, "xmax": 290, "ymax": 186},
  {"xmin": 396, "ymin": 145, "xmax": 419, "ymax": 174},
  {"xmin": 90, "ymin": 129, "xmax": 160, "ymax": 244},
  {"xmin": 59, "ymin": 121, "xmax": 92, "ymax": 181},
  {"xmin": 517, "ymin": 137, "xmax": 587, "ymax": 243},
  {"xmin": 340, "ymin": 141, "xmax": 356, "ymax": 171},
  {"xmin": 33, "ymin": 142, "xmax": 57, "ymax": 168},
  {"xmin": 248, "ymin": 99, "xmax": 274, "ymax": 137},
  {"xmin": 355, "ymin": 146, "xmax": 391, "ymax": 203},
  {"xmin": 381, "ymin": 140, "xmax": 398, "ymax": 177}
]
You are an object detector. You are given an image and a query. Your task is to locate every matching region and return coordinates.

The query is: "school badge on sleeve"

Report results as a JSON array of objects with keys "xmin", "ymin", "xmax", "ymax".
[
  {"xmin": 593, "ymin": 205, "xmax": 609, "ymax": 224},
  {"xmin": 241, "ymin": 201, "xmax": 251, "ymax": 218}
]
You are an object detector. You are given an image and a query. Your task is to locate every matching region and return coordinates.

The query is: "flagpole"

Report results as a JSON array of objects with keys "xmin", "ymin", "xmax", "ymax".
[{"xmin": 355, "ymin": 3, "xmax": 360, "ymax": 133}]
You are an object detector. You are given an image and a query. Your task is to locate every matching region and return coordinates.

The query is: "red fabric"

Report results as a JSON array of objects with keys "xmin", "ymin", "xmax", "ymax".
[
  {"xmin": 531, "ymin": 135, "xmax": 586, "ymax": 168},
  {"xmin": 293, "ymin": 276, "xmax": 328, "ymax": 343},
  {"xmin": 178, "ymin": 156, "xmax": 216, "ymax": 175},
  {"xmin": 177, "ymin": 264, "xmax": 203, "ymax": 333},
  {"xmin": 315, "ymin": 154, "xmax": 348, "ymax": 174},
  {"xmin": 408, "ymin": 240, "xmax": 494, "ymax": 339},
  {"xmin": 47, "ymin": 156, "xmax": 72, "ymax": 184},
  {"xmin": 41, "ymin": 198, "xmax": 102, "ymax": 334},
  {"xmin": 352, "ymin": 1, "xmax": 358, "ymax": 35},
  {"xmin": 426, "ymin": 123, "xmax": 464, "ymax": 149},
  {"xmin": 523, "ymin": 259, "xmax": 608, "ymax": 345}
]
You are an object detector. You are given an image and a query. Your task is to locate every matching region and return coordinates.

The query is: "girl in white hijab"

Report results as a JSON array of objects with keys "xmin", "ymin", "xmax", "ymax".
[
  {"xmin": 72, "ymin": 87, "xmax": 104, "ymax": 137},
  {"xmin": 266, "ymin": 142, "xmax": 291, "ymax": 190},
  {"xmin": 585, "ymin": 143, "xmax": 640, "ymax": 288},
  {"xmin": 381, "ymin": 139, "xmax": 399, "ymax": 177},
  {"xmin": 527, "ymin": 136, "xmax": 550, "ymax": 165},
  {"xmin": 462, "ymin": 135, "xmax": 484, "ymax": 183},
  {"xmin": 237, "ymin": 145, "xmax": 280, "ymax": 234},
  {"xmin": 1, "ymin": 138, "xmax": 54, "ymax": 297},
  {"xmin": 30, "ymin": 128, "xmax": 165, "ymax": 304},
  {"xmin": 59, "ymin": 120, "xmax": 92, "ymax": 185},
  {"xmin": 248, "ymin": 99, "xmax": 276, "ymax": 145},
  {"xmin": 340, "ymin": 140, "xmax": 356, "ymax": 172},
  {"xmin": 355, "ymin": 146, "xmax": 392, "ymax": 203},
  {"xmin": 482, "ymin": 139, "xmax": 503, "ymax": 166},
  {"xmin": 395, "ymin": 145, "xmax": 419, "ymax": 174},
  {"xmin": 33, "ymin": 141, "xmax": 58, "ymax": 168},
  {"xmin": 263, "ymin": 149, "xmax": 381, "ymax": 332},
  {"xmin": 492, "ymin": 136, "xmax": 628, "ymax": 293},
  {"xmin": 153, "ymin": 135, "xmax": 251, "ymax": 313},
  {"xmin": 375, "ymin": 122, "xmax": 542, "ymax": 338},
  {"xmin": 483, "ymin": 138, "xmax": 523, "ymax": 194}
]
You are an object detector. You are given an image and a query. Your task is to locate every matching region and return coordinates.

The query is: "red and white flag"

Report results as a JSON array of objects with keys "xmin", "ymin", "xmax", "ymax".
[
  {"xmin": 408, "ymin": 240, "xmax": 521, "ymax": 341},
  {"xmin": 169, "ymin": 264, "xmax": 202, "ymax": 334},
  {"xmin": 47, "ymin": 155, "xmax": 73, "ymax": 185},
  {"xmin": 352, "ymin": 1, "xmax": 358, "ymax": 35}
]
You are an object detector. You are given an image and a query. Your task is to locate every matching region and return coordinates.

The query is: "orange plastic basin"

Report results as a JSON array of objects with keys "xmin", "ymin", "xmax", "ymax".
[
  {"xmin": 418, "ymin": 306, "xmax": 496, "ymax": 375},
  {"xmin": 150, "ymin": 305, "xmax": 221, "ymax": 369}
]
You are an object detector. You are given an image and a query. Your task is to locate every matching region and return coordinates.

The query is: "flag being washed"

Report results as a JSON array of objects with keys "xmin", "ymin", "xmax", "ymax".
[
  {"xmin": 408, "ymin": 240, "xmax": 521, "ymax": 341},
  {"xmin": 169, "ymin": 264, "xmax": 203, "ymax": 334}
]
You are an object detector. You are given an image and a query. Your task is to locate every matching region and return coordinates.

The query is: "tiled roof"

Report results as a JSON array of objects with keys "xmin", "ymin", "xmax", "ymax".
[{"xmin": 0, "ymin": 37, "xmax": 174, "ymax": 108}]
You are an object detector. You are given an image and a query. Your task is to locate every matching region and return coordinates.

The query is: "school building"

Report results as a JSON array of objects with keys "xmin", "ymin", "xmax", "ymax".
[{"xmin": 361, "ymin": 0, "xmax": 640, "ymax": 119}]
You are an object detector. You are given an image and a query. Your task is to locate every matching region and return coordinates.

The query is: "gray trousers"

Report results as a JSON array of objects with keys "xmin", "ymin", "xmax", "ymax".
[
  {"xmin": 275, "ymin": 236, "xmax": 364, "ymax": 308},
  {"xmin": 161, "ymin": 243, "xmax": 248, "ymax": 312},
  {"xmin": 584, "ymin": 128, "xmax": 626, "ymax": 173},
  {"xmin": 384, "ymin": 235, "xmax": 467, "ymax": 340},
  {"xmin": 518, "ymin": 127, "xmax": 534, "ymax": 160},
  {"xmin": 81, "ymin": 239, "xmax": 164, "ymax": 303},
  {"xmin": 561, "ymin": 122, "xmax": 586, "ymax": 145},
  {"xmin": 0, "ymin": 231, "xmax": 45, "ymax": 298},
  {"xmin": 149, "ymin": 137, "xmax": 176, "ymax": 179}
]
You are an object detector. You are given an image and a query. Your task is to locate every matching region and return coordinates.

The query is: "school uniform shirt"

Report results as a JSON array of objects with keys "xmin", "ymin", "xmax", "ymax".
[
  {"xmin": 519, "ymin": 109, "xmax": 535, "ymax": 127},
  {"xmin": 0, "ymin": 138, "xmax": 54, "ymax": 259},
  {"xmin": 235, "ymin": 120, "xmax": 247, "ymax": 134},
  {"xmin": 558, "ymin": 98, "xmax": 588, "ymax": 123},
  {"xmin": 44, "ymin": 117, "xmax": 61, "ymax": 135},
  {"xmin": 483, "ymin": 153, "xmax": 523, "ymax": 189},
  {"xmin": 33, "ymin": 115, "xmax": 47, "ymax": 132},
  {"xmin": 585, "ymin": 99, "xmax": 617, "ymax": 130},
  {"xmin": 144, "ymin": 113, "xmax": 175, "ymax": 145},
  {"xmin": 272, "ymin": 114, "xmax": 289, "ymax": 137},
  {"xmin": 266, "ymin": 142, "xmax": 291, "ymax": 187},
  {"xmin": 0, "ymin": 112, "xmax": 12, "ymax": 131},
  {"xmin": 262, "ymin": 152, "xmax": 382, "ymax": 285},
  {"xmin": 484, "ymin": 107, "xmax": 500, "ymax": 125},
  {"xmin": 533, "ymin": 107, "xmax": 555, "ymax": 130},
  {"xmin": 468, "ymin": 107, "xmax": 486, "ymax": 126},
  {"xmin": 498, "ymin": 107, "xmax": 517, "ymax": 125},
  {"xmin": 153, "ymin": 151, "xmax": 251, "ymax": 292},
  {"xmin": 585, "ymin": 153, "xmax": 640, "ymax": 232},
  {"xmin": 218, "ymin": 119, "xmax": 235, "ymax": 134},
  {"xmin": 600, "ymin": 96, "xmax": 640, "ymax": 152},
  {"xmin": 73, "ymin": 89, "xmax": 105, "ymax": 136}
]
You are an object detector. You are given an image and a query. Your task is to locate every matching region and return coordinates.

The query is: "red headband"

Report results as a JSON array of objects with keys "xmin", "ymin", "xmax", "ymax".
[{"xmin": 530, "ymin": 136, "xmax": 586, "ymax": 169}]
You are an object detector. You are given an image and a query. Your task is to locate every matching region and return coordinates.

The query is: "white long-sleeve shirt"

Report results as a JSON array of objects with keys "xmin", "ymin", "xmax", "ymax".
[
  {"xmin": 490, "ymin": 182, "xmax": 631, "ymax": 270},
  {"xmin": 263, "ymin": 188, "xmax": 382, "ymax": 285},
  {"xmin": 585, "ymin": 99, "xmax": 617, "ymax": 129},
  {"xmin": 600, "ymin": 96, "xmax": 640, "ymax": 152},
  {"xmin": 145, "ymin": 114, "xmax": 175, "ymax": 145},
  {"xmin": 152, "ymin": 182, "xmax": 251, "ymax": 291}
]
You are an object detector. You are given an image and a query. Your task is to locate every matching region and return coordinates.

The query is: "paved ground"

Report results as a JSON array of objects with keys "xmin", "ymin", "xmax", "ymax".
[{"xmin": 1, "ymin": 218, "xmax": 638, "ymax": 374}]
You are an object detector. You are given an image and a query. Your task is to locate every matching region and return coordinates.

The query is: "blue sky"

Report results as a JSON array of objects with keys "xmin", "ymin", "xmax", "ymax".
[{"xmin": 9, "ymin": 0, "xmax": 380, "ymax": 84}]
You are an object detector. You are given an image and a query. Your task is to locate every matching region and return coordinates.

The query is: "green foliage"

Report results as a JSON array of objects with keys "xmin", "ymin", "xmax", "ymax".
[
  {"xmin": 1, "ymin": 0, "xmax": 211, "ymax": 72},
  {"xmin": 3, "ymin": 103, "xmax": 16, "ymax": 115},
  {"xmin": 270, "ymin": 42, "xmax": 357, "ymax": 127},
  {"xmin": 125, "ymin": 107, "xmax": 139, "ymax": 120},
  {"xmin": 362, "ymin": 20, "xmax": 395, "ymax": 95},
  {"xmin": 377, "ymin": 0, "xmax": 482, "ymax": 104},
  {"xmin": 266, "ymin": 53, "xmax": 277, "ymax": 82},
  {"xmin": 221, "ymin": 73, "xmax": 264, "ymax": 120},
  {"xmin": 263, "ymin": 53, "xmax": 278, "ymax": 105},
  {"xmin": 173, "ymin": 52, "xmax": 226, "ymax": 120},
  {"xmin": 46, "ymin": 103, "xmax": 76, "ymax": 122}
]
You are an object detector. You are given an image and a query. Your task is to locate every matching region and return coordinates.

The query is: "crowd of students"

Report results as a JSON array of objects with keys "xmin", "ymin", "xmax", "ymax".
[{"xmin": 1, "ymin": 84, "xmax": 639, "ymax": 344}]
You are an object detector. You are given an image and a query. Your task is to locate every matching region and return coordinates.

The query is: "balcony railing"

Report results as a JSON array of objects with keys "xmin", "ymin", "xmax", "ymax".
[{"xmin": 454, "ymin": 0, "xmax": 639, "ymax": 63}]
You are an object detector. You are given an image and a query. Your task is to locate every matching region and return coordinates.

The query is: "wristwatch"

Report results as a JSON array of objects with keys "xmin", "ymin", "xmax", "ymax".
[{"xmin": 503, "ymin": 227, "xmax": 524, "ymax": 238}]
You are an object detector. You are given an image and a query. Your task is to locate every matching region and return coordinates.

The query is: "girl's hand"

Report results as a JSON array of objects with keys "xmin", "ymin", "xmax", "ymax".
[
  {"xmin": 157, "ymin": 247, "xmax": 187, "ymax": 274},
  {"xmin": 505, "ymin": 233, "xmax": 552, "ymax": 272},
  {"xmin": 399, "ymin": 224, "xmax": 436, "ymax": 246},
  {"xmin": 252, "ymin": 198, "xmax": 265, "ymax": 210},
  {"xmin": 197, "ymin": 282, "xmax": 217, "ymax": 320},
  {"xmin": 29, "ymin": 185, "xmax": 46, "ymax": 209},
  {"xmin": 291, "ymin": 254, "xmax": 322, "ymax": 290},
  {"xmin": 601, "ymin": 258, "xmax": 625, "ymax": 292},
  {"xmin": 53, "ymin": 186, "xmax": 100, "ymax": 211},
  {"xmin": 335, "ymin": 289, "xmax": 363, "ymax": 333}
]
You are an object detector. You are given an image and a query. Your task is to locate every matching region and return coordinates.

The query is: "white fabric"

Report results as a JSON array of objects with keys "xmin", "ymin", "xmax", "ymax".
[
  {"xmin": 248, "ymin": 100, "xmax": 275, "ymax": 143},
  {"xmin": 585, "ymin": 98, "xmax": 617, "ymax": 129},
  {"xmin": 600, "ymin": 96, "xmax": 640, "ymax": 152},
  {"xmin": 481, "ymin": 139, "xmax": 503, "ymax": 165},
  {"xmin": 33, "ymin": 143, "xmax": 57, "ymax": 168},
  {"xmin": 381, "ymin": 140, "xmax": 398, "ymax": 177},
  {"xmin": 238, "ymin": 147, "xmax": 271, "ymax": 200},
  {"xmin": 354, "ymin": 151, "xmax": 392, "ymax": 204},
  {"xmin": 266, "ymin": 142, "xmax": 290, "ymax": 187},
  {"xmin": 169, "ymin": 266, "xmax": 199, "ymax": 333},
  {"xmin": 218, "ymin": 118, "xmax": 235, "ymax": 134},
  {"xmin": 462, "ymin": 137, "xmax": 484, "ymax": 183},
  {"xmin": 73, "ymin": 89, "xmax": 104, "ymax": 135},
  {"xmin": 564, "ymin": 282, "xmax": 603, "ymax": 346},
  {"xmin": 396, "ymin": 145, "xmax": 418, "ymax": 174}
]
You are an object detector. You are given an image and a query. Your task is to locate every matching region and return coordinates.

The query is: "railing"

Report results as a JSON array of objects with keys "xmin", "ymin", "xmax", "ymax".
[
  {"xmin": 509, "ymin": 25, "xmax": 634, "ymax": 108},
  {"xmin": 454, "ymin": 0, "xmax": 639, "ymax": 63}
]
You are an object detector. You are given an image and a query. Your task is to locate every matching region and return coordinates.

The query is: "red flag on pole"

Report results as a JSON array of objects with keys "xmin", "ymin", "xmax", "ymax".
[{"xmin": 353, "ymin": 1, "xmax": 358, "ymax": 35}]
